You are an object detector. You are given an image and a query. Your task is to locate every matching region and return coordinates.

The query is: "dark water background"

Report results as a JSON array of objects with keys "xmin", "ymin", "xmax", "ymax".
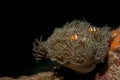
[{"xmin": 0, "ymin": 8, "xmax": 119, "ymax": 79}]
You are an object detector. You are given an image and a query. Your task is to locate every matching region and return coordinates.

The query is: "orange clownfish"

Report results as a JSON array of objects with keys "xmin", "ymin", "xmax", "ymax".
[
  {"xmin": 88, "ymin": 26, "xmax": 99, "ymax": 32},
  {"xmin": 70, "ymin": 34, "xmax": 78, "ymax": 41}
]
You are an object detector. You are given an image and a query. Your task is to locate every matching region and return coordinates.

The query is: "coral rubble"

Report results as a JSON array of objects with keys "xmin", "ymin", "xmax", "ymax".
[{"xmin": 0, "ymin": 72, "xmax": 63, "ymax": 80}]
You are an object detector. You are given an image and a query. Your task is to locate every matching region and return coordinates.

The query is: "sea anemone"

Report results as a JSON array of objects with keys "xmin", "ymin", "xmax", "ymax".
[{"xmin": 33, "ymin": 20, "xmax": 111, "ymax": 73}]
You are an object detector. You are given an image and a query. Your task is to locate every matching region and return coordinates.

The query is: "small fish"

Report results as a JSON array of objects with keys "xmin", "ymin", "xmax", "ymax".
[
  {"xmin": 89, "ymin": 26, "xmax": 99, "ymax": 32},
  {"xmin": 70, "ymin": 34, "xmax": 78, "ymax": 41}
]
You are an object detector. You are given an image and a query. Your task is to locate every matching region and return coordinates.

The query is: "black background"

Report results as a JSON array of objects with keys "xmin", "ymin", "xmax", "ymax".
[{"xmin": 0, "ymin": 5, "xmax": 120, "ymax": 78}]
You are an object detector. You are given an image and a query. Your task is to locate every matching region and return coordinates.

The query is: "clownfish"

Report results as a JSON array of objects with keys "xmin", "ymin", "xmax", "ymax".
[
  {"xmin": 88, "ymin": 26, "xmax": 99, "ymax": 32},
  {"xmin": 70, "ymin": 34, "xmax": 78, "ymax": 41},
  {"xmin": 70, "ymin": 26, "xmax": 99, "ymax": 41}
]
